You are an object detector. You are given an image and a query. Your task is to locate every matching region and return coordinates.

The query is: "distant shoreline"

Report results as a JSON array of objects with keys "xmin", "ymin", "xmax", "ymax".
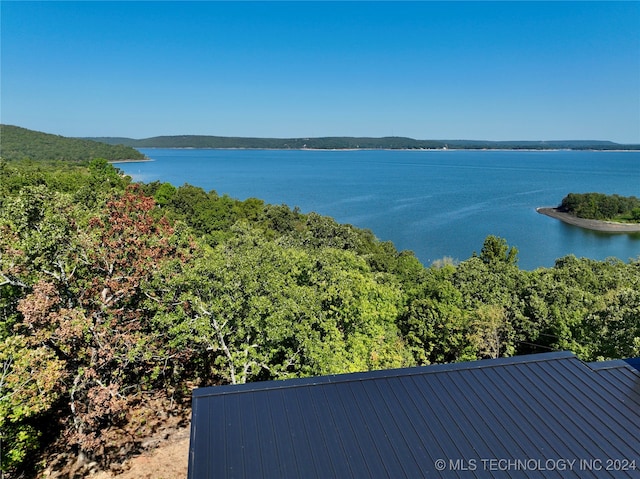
[
  {"xmin": 110, "ymin": 158, "xmax": 153, "ymax": 163},
  {"xmin": 84, "ymin": 133, "xmax": 640, "ymax": 151},
  {"xmin": 128, "ymin": 147, "xmax": 640, "ymax": 152},
  {"xmin": 536, "ymin": 207, "xmax": 640, "ymax": 232}
]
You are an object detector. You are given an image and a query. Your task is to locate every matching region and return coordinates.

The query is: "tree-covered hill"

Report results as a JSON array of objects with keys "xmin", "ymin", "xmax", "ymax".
[
  {"xmin": 86, "ymin": 134, "xmax": 639, "ymax": 150},
  {"xmin": 0, "ymin": 125, "xmax": 146, "ymax": 162}
]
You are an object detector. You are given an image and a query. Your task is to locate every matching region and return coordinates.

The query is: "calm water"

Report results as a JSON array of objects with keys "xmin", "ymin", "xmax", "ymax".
[{"xmin": 117, "ymin": 149, "xmax": 640, "ymax": 270}]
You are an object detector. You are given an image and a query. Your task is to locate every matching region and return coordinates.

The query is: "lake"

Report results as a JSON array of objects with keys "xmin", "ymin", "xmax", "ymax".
[{"xmin": 117, "ymin": 149, "xmax": 640, "ymax": 270}]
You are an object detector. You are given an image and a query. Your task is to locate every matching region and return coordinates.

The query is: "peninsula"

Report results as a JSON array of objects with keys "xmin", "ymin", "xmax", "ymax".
[
  {"xmin": 537, "ymin": 208, "xmax": 640, "ymax": 233},
  {"xmin": 538, "ymin": 193, "xmax": 640, "ymax": 232}
]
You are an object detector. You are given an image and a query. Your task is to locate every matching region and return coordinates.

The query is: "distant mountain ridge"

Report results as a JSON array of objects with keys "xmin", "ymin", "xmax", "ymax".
[
  {"xmin": 84, "ymin": 135, "xmax": 638, "ymax": 150},
  {"xmin": 1, "ymin": 125, "xmax": 636, "ymax": 157}
]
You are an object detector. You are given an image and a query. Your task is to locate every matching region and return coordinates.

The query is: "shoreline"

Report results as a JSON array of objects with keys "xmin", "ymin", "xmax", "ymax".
[
  {"xmin": 130, "ymin": 147, "xmax": 639, "ymax": 152},
  {"xmin": 536, "ymin": 208, "xmax": 640, "ymax": 233},
  {"xmin": 109, "ymin": 158, "xmax": 153, "ymax": 164}
]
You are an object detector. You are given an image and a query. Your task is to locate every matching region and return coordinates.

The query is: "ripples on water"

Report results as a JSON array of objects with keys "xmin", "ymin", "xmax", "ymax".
[{"xmin": 119, "ymin": 149, "xmax": 640, "ymax": 270}]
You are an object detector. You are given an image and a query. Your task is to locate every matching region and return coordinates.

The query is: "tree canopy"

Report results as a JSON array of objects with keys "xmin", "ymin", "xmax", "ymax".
[
  {"xmin": 0, "ymin": 125, "xmax": 145, "ymax": 162},
  {"xmin": 560, "ymin": 192, "xmax": 640, "ymax": 222},
  {"xmin": 1, "ymin": 159, "xmax": 639, "ymax": 477}
]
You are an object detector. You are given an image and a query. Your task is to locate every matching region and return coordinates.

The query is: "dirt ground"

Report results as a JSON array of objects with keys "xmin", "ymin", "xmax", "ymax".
[{"xmin": 89, "ymin": 427, "xmax": 190, "ymax": 479}]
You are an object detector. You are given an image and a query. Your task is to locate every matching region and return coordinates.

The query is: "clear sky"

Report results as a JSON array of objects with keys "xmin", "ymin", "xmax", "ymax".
[{"xmin": 2, "ymin": 1, "xmax": 639, "ymax": 142}]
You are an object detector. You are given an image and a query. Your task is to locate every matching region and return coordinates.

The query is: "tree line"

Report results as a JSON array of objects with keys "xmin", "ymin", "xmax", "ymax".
[
  {"xmin": 0, "ymin": 125, "xmax": 145, "ymax": 162},
  {"xmin": 88, "ymin": 135, "xmax": 639, "ymax": 150},
  {"xmin": 560, "ymin": 192, "xmax": 640, "ymax": 222},
  {"xmin": 1, "ymin": 159, "xmax": 639, "ymax": 477}
]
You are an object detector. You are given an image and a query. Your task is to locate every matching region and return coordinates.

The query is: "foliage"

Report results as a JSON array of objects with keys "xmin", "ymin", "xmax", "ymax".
[
  {"xmin": 479, "ymin": 235, "xmax": 519, "ymax": 265},
  {"xmin": 151, "ymin": 225, "xmax": 411, "ymax": 386},
  {"xmin": 560, "ymin": 192, "xmax": 640, "ymax": 222},
  {"xmin": 2, "ymin": 159, "xmax": 640, "ymax": 477},
  {"xmin": 1, "ymin": 335, "xmax": 66, "ymax": 470},
  {"xmin": 0, "ymin": 125, "xmax": 145, "ymax": 162}
]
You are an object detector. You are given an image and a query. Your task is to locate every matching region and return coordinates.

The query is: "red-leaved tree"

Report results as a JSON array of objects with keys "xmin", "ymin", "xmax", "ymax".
[{"xmin": 16, "ymin": 185, "xmax": 192, "ymax": 464}]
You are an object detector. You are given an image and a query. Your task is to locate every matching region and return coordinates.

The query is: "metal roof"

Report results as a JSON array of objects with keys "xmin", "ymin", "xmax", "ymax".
[
  {"xmin": 188, "ymin": 351, "xmax": 640, "ymax": 478},
  {"xmin": 623, "ymin": 357, "xmax": 640, "ymax": 371}
]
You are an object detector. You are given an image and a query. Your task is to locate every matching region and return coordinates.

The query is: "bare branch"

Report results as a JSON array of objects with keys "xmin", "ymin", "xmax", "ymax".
[
  {"xmin": 0, "ymin": 271, "xmax": 28, "ymax": 289},
  {"xmin": 197, "ymin": 304, "xmax": 237, "ymax": 384}
]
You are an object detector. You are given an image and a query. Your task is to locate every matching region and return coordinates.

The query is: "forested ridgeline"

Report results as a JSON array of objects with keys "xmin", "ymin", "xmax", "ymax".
[
  {"xmin": 0, "ymin": 125, "xmax": 146, "ymax": 162},
  {"xmin": 1, "ymin": 159, "xmax": 639, "ymax": 477},
  {"xmin": 560, "ymin": 192, "xmax": 640, "ymax": 222},
  {"xmin": 86, "ymin": 134, "xmax": 638, "ymax": 150}
]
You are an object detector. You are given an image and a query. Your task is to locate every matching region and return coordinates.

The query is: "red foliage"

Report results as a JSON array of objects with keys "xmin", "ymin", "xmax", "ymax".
[
  {"xmin": 15, "ymin": 186, "xmax": 191, "ymax": 464},
  {"xmin": 86, "ymin": 185, "xmax": 175, "ymax": 308}
]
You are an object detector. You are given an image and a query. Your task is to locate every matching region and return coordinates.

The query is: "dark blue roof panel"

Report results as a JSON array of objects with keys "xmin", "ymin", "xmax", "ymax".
[
  {"xmin": 188, "ymin": 352, "xmax": 640, "ymax": 478},
  {"xmin": 623, "ymin": 357, "xmax": 640, "ymax": 371}
]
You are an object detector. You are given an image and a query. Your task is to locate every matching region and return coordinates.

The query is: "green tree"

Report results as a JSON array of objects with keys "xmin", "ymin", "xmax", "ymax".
[
  {"xmin": 480, "ymin": 235, "xmax": 518, "ymax": 265},
  {"xmin": 153, "ymin": 182, "xmax": 177, "ymax": 206},
  {"xmin": 560, "ymin": 192, "xmax": 640, "ymax": 222},
  {"xmin": 468, "ymin": 304, "xmax": 512, "ymax": 359},
  {"xmin": 152, "ymin": 223, "xmax": 412, "ymax": 385},
  {"xmin": 0, "ymin": 335, "xmax": 66, "ymax": 472},
  {"xmin": 399, "ymin": 265, "xmax": 475, "ymax": 364},
  {"xmin": 591, "ymin": 288, "xmax": 640, "ymax": 359}
]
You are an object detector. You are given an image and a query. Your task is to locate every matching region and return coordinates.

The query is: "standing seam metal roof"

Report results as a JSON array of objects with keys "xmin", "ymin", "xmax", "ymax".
[{"xmin": 188, "ymin": 351, "xmax": 640, "ymax": 478}]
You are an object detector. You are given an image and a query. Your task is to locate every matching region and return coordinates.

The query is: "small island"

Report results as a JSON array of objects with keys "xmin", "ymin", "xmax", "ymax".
[{"xmin": 538, "ymin": 193, "xmax": 640, "ymax": 232}]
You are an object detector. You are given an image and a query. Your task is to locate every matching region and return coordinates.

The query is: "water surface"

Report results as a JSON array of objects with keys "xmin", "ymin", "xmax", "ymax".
[{"xmin": 118, "ymin": 149, "xmax": 640, "ymax": 270}]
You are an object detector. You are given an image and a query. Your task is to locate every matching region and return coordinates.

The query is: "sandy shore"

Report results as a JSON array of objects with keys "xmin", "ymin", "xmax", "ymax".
[{"xmin": 537, "ymin": 208, "xmax": 640, "ymax": 233}]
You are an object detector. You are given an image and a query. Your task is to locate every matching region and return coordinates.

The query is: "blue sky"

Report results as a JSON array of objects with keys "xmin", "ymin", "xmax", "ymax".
[{"xmin": 2, "ymin": 1, "xmax": 639, "ymax": 142}]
